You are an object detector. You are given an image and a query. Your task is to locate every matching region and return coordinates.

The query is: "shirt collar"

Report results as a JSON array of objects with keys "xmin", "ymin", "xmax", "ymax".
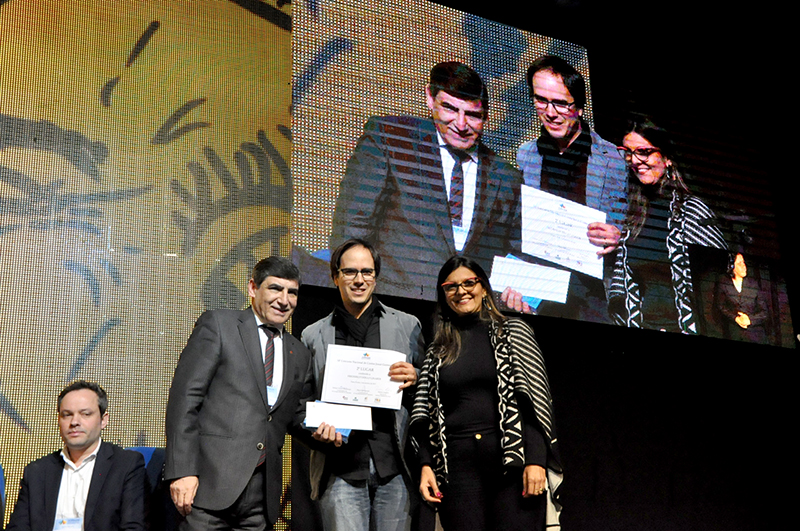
[
  {"xmin": 253, "ymin": 308, "xmax": 283, "ymax": 337},
  {"xmin": 61, "ymin": 439, "xmax": 102, "ymax": 470},
  {"xmin": 435, "ymin": 131, "xmax": 478, "ymax": 163}
]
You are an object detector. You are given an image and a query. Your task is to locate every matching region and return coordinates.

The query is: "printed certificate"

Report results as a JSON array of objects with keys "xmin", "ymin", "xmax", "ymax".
[
  {"xmin": 321, "ymin": 345, "xmax": 406, "ymax": 410},
  {"xmin": 521, "ymin": 185, "xmax": 606, "ymax": 279}
]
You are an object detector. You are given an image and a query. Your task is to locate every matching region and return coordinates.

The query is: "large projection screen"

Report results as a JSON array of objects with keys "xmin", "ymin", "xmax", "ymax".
[{"xmin": 292, "ymin": 0, "xmax": 793, "ymax": 347}]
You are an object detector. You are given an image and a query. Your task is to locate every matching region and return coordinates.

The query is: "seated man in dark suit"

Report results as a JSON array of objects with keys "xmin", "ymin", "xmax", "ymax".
[
  {"xmin": 330, "ymin": 61, "xmax": 522, "ymax": 299},
  {"xmin": 7, "ymin": 380, "xmax": 146, "ymax": 531}
]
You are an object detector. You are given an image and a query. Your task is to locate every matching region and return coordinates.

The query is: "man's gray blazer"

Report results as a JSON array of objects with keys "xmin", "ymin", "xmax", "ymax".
[
  {"xmin": 300, "ymin": 304, "xmax": 424, "ymax": 498},
  {"xmin": 517, "ymin": 130, "xmax": 628, "ymax": 229}
]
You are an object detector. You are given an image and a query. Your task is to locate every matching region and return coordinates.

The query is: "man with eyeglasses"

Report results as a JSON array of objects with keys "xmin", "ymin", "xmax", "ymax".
[
  {"xmin": 301, "ymin": 238, "xmax": 424, "ymax": 531},
  {"xmin": 330, "ymin": 61, "xmax": 522, "ymax": 300},
  {"xmin": 514, "ymin": 55, "xmax": 628, "ymax": 322}
]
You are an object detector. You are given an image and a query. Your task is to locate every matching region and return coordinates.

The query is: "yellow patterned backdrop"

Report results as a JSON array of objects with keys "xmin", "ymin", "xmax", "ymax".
[{"xmin": 0, "ymin": 0, "xmax": 293, "ymax": 526}]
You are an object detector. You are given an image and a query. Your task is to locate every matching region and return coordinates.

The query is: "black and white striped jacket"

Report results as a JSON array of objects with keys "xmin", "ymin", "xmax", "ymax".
[
  {"xmin": 410, "ymin": 318, "xmax": 563, "ymax": 524},
  {"xmin": 608, "ymin": 191, "xmax": 727, "ymax": 333}
]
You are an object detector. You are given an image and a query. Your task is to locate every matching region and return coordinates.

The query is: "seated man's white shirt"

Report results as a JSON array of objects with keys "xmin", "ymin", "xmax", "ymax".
[
  {"xmin": 437, "ymin": 131, "xmax": 478, "ymax": 252},
  {"xmin": 55, "ymin": 439, "xmax": 102, "ymax": 523}
]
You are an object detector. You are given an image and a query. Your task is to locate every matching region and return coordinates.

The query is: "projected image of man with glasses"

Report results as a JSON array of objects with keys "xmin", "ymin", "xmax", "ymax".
[{"xmin": 513, "ymin": 56, "xmax": 628, "ymax": 322}]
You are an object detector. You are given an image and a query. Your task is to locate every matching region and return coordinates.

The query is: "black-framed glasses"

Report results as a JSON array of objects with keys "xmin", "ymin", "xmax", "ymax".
[
  {"xmin": 532, "ymin": 94, "xmax": 576, "ymax": 114},
  {"xmin": 441, "ymin": 277, "xmax": 481, "ymax": 294},
  {"xmin": 339, "ymin": 268, "xmax": 376, "ymax": 280},
  {"xmin": 617, "ymin": 146, "xmax": 661, "ymax": 162}
]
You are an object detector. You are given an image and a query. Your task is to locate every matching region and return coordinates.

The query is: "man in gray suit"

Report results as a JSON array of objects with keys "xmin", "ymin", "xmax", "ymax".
[
  {"xmin": 165, "ymin": 256, "xmax": 339, "ymax": 530},
  {"xmin": 301, "ymin": 239, "xmax": 424, "ymax": 531},
  {"xmin": 513, "ymin": 55, "xmax": 628, "ymax": 322}
]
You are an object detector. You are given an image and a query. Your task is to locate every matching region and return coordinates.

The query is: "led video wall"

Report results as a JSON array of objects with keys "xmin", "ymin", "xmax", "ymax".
[
  {"xmin": 292, "ymin": 0, "xmax": 793, "ymax": 347},
  {"xmin": 0, "ymin": 0, "xmax": 295, "ymax": 526}
]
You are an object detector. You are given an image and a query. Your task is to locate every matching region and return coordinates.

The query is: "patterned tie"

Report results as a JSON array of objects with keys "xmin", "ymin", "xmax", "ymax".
[
  {"xmin": 261, "ymin": 325, "xmax": 276, "ymax": 387},
  {"xmin": 258, "ymin": 325, "xmax": 277, "ymax": 467},
  {"xmin": 447, "ymin": 148, "xmax": 469, "ymax": 227}
]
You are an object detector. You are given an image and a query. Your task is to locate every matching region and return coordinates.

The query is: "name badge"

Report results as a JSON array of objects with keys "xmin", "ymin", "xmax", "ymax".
[
  {"xmin": 54, "ymin": 518, "xmax": 83, "ymax": 530},
  {"xmin": 267, "ymin": 386, "xmax": 278, "ymax": 406}
]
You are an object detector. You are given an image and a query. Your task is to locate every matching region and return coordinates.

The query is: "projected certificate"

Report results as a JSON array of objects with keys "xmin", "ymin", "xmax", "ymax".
[
  {"xmin": 521, "ymin": 185, "xmax": 607, "ymax": 279},
  {"xmin": 321, "ymin": 345, "xmax": 406, "ymax": 410}
]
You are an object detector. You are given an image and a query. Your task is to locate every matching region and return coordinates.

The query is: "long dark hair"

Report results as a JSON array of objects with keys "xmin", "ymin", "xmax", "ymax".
[
  {"xmin": 624, "ymin": 118, "xmax": 690, "ymax": 240},
  {"xmin": 431, "ymin": 256, "xmax": 505, "ymax": 366}
]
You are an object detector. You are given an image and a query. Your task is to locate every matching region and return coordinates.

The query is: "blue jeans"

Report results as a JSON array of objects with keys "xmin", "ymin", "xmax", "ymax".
[{"xmin": 318, "ymin": 458, "xmax": 411, "ymax": 531}]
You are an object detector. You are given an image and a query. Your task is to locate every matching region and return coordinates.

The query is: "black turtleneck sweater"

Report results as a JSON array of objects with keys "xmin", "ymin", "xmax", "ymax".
[
  {"xmin": 417, "ymin": 315, "xmax": 547, "ymax": 468},
  {"xmin": 330, "ymin": 298, "xmax": 400, "ymax": 482}
]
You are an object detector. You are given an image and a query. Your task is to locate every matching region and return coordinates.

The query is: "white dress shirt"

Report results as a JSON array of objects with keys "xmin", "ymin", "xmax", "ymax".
[
  {"xmin": 54, "ymin": 439, "xmax": 102, "ymax": 525},
  {"xmin": 254, "ymin": 310, "xmax": 284, "ymax": 406},
  {"xmin": 437, "ymin": 131, "xmax": 478, "ymax": 252}
]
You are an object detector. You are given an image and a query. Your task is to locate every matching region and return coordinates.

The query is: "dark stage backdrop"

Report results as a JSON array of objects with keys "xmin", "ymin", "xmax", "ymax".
[{"xmin": 292, "ymin": 0, "xmax": 793, "ymax": 530}]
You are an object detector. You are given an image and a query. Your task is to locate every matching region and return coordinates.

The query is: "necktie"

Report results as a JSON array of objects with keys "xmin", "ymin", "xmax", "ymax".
[
  {"xmin": 258, "ymin": 324, "xmax": 278, "ymax": 467},
  {"xmin": 448, "ymin": 148, "xmax": 469, "ymax": 227},
  {"xmin": 261, "ymin": 325, "xmax": 276, "ymax": 387}
]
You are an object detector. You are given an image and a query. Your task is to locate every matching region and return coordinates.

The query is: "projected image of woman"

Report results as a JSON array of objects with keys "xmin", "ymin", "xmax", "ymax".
[
  {"xmin": 410, "ymin": 256, "xmax": 563, "ymax": 531},
  {"xmin": 714, "ymin": 252, "xmax": 769, "ymax": 342},
  {"xmin": 609, "ymin": 118, "xmax": 727, "ymax": 333}
]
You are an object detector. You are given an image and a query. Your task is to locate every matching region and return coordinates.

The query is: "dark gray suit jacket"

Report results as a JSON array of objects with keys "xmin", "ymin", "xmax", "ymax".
[
  {"xmin": 164, "ymin": 308, "xmax": 314, "ymax": 524},
  {"xmin": 6, "ymin": 442, "xmax": 146, "ymax": 531},
  {"xmin": 330, "ymin": 115, "xmax": 522, "ymax": 299}
]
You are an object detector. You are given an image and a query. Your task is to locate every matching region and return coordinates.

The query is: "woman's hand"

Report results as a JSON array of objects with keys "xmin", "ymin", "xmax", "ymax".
[
  {"xmin": 419, "ymin": 465, "xmax": 443, "ymax": 503},
  {"xmin": 522, "ymin": 464, "xmax": 547, "ymax": 498}
]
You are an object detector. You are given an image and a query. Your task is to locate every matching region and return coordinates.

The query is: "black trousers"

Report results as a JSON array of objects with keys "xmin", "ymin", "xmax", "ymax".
[
  {"xmin": 180, "ymin": 464, "xmax": 272, "ymax": 531},
  {"xmin": 438, "ymin": 430, "xmax": 545, "ymax": 531}
]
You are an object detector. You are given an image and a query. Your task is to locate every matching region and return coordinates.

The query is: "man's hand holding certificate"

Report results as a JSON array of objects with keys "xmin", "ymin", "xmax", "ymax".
[
  {"xmin": 521, "ymin": 184, "xmax": 608, "ymax": 279},
  {"xmin": 306, "ymin": 345, "xmax": 412, "ymax": 431}
]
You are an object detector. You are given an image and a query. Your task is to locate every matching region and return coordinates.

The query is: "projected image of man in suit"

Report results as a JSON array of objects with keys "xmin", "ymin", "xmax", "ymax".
[{"xmin": 330, "ymin": 61, "xmax": 522, "ymax": 300}]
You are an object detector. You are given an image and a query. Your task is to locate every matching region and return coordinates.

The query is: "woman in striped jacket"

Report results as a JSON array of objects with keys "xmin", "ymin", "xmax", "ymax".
[
  {"xmin": 410, "ymin": 256, "xmax": 563, "ymax": 531},
  {"xmin": 609, "ymin": 118, "xmax": 727, "ymax": 333}
]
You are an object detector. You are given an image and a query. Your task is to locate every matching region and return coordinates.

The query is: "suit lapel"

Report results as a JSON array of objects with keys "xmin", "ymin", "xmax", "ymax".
[
  {"xmin": 240, "ymin": 309, "xmax": 269, "ymax": 409},
  {"xmin": 270, "ymin": 334, "xmax": 299, "ymax": 411},
  {"xmin": 84, "ymin": 443, "xmax": 113, "ymax": 528},
  {"xmin": 415, "ymin": 119, "xmax": 456, "ymax": 255},
  {"xmin": 378, "ymin": 308, "xmax": 400, "ymax": 353},
  {"xmin": 312, "ymin": 314, "xmax": 336, "ymax": 393},
  {"xmin": 45, "ymin": 452, "xmax": 64, "ymax": 524}
]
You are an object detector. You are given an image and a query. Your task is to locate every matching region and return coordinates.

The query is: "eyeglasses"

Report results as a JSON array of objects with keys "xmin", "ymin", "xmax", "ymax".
[
  {"xmin": 617, "ymin": 146, "xmax": 661, "ymax": 162},
  {"xmin": 339, "ymin": 268, "xmax": 376, "ymax": 280},
  {"xmin": 441, "ymin": 277, "xmax": 481, "ymax": 294},
  {"xmin": 532, "ymin": 94, "xmax": 576, "ymax": 115}
]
